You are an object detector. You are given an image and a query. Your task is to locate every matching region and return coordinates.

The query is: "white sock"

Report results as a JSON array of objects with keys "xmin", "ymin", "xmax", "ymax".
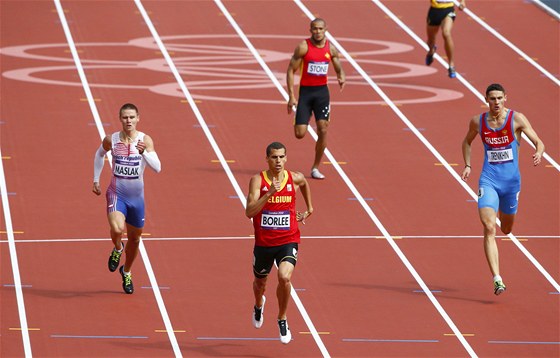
[{"xmin": 493, "ymin": 275, "xmax": 502, "ymax": 283}]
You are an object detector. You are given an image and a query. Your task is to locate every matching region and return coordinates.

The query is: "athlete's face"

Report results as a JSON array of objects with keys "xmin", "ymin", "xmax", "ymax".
[
  {"xmin": 266, "ymin": 148, "xmax": 287, "ymax": 173},
  {"xmin": 310, "ymin": 21, "xmax": 326, "ymax": 43},
  {"xmin": 486, "ymin": 90, "xmax": 507, "ymax": 115},
  {"xmin": 120, "ymin": 109, "xmax": 139, "ymax": 131}
]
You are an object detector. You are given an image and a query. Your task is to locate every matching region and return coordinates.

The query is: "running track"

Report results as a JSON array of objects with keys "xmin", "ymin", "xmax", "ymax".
[{"xmin": 1, "ymin": 1, "xmax": 558, "ymax": 357}]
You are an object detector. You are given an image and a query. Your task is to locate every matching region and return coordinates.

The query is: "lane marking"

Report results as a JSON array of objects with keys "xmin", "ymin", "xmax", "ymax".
[
  {"xmin": 0, "ymin": 148, "xmax": 32, "ymax": 357},
  {"xmin": 51, "ymin": 335, "xmax": 148, "ymax": 339},
  {"xmin": 488, "ymin": 340, "xmax": 560, "ymax": 345},
  {"xmin": 9, "ymin": 328, "xmax": 40, "ymax": 331},
  {"xmin": 451, "ymin": 0, "xmax": 560, "ymax": 86},
  {"xmin": 1, "ymin": 235, "xmax": 557, "ymax": 244},
  {"xmin": 56, "ymin": 2, "xmax": 182, "ymax": 356},
  {"xmin": 343, "ymin": 338, "xmax": 439, "ymax": 343}
]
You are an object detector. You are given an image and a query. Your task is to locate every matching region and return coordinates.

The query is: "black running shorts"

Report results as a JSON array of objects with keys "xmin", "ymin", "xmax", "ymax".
[
  {"xmin": 295, "ymin": 85, "xmax": 330, "ymax": 125},
  {"xmin": 253, "ymin": 243, "xmax": 298, "ymax": 279}
]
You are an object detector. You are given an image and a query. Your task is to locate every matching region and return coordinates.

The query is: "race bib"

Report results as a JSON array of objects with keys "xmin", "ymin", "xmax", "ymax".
[
  {"xmin": 113, "ymin": 162, "xmax": 140, "ymax": 179},
  {"xmin": 487, "ymin": 148, "xmax": 514, "ymax": 164},
  {"xmin": 261, "ymin": 210, "xmax": 290, "ymax": 230},
  {"xmin": 307, "ymin": 61, "xmax": 329, "ymax": 76}
]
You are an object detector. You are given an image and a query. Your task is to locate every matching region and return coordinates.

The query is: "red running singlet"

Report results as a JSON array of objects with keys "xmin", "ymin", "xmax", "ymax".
[{"xmin": 299, "ymin": 38, "xmax": 332, "ymax": 87}]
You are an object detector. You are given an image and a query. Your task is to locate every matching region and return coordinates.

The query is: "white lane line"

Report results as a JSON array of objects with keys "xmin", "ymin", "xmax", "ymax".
[
  {"xmin": 452, "ymin": 0, "xmax": 560, "ymax": 86},
  {"xmin": 0, "ymin": 148, "xmax": 32, "ymax": 357},
  {"xmin": 2, "ymin": 235, "xmax": 557, "ymax": 244},
  {"xmin": 135, "ymin": 0, "xmax": 328, "ymax": 354},
  {"xmin": 374, "ymin": 0, "xmax": 560, "ymax": 172},
  {"xmin": 372, "ymin": 0, "xmax": 560, "ymax": 294},
  {"xmin": 54, "ymin": 1, "xmax": 181, "ymax": 356},
  {"xmin": 216, "ymin": 0, "xmax": 475, "ymax": 356},
  {"xmin": 531, "ymin": 0, "xmax": 560, "ymax": 19}
]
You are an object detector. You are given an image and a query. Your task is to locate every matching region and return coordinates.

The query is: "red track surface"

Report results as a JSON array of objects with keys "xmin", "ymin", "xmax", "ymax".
[{"xmin": 1, "ymin": 1, "xmax": 558, "ymax": 357}]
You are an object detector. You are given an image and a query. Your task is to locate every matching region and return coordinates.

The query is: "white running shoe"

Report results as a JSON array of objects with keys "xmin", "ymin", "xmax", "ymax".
[
  {"xmin": 252, "ymin": 296, "xmax": 265, "ymax": 328},
  {"xmin": 311, "ymin": 168, "xmax": 325, "ymax": 180},
  {"xmin": 278, "ymin": 319, "xmax": 292, "ymax": 344}
]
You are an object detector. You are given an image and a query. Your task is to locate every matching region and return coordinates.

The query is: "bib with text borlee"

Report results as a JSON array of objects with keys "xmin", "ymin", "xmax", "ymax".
[{"xmin": 261, "ymin": 210, "xmax": 290, "ymax": 230}]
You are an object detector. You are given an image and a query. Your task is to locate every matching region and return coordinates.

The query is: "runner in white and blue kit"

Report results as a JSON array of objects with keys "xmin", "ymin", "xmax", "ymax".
[
  {"xmin": 92, "ymin": 103, "xmax": 161, "ymax": 294},
  {"xmin": 461, "ymin": 84, "xmax": 544, "ymax": 295}
]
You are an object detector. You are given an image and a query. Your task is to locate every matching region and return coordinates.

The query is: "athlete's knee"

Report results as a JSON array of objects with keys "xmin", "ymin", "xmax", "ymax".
[
  {"xmin": 253, "ymin": 277, "xmax": 267, "ymax": 291},
  {"xmin": 278, "ymin": 271, "xmax": 292, "ymax": 287},
  {"xmin": 294, "ymin": 126, "xmax": 307, "ymax": 139}
]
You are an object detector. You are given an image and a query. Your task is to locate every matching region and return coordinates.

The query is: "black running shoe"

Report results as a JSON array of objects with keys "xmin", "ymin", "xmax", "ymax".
[
  {"xmin": 119, "ymin": 266, "xmax": 134, "ymax": 294},
  {"xmin": 108, "ymin": 243, "xmax": 124, "ymax": 272},
  {"xmin": 278, "ymin": 319, "xmax": 292, "ymax": 344},
  {"xmin": 425, "ymin": 46, "xmax": 437, "ymax": 66}
]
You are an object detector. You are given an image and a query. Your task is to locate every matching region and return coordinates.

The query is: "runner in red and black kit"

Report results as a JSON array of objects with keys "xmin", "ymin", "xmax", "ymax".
[
  {"xmin": 245, "ymin": 142, "xmax": 313, "ymax": 344},
  {"xmin": 287, "ymin": 18, "xmax": 345, "ymax": 180}
]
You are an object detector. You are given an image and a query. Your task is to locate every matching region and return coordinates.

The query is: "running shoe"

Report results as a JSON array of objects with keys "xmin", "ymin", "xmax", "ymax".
[
  {"xmin": 119, "ymin": 266, "xmax": 134, "ymax": 294},
  {"xmin": 425, "ymin": 46, "xmax": 437, "ymax": 66},
  {"xmin": 494, "ymin": 280, "xmax": 506, "ymax": 295},
  {"xmin": 252, "ymin": 296, "xmax": 266, "ymax": 329},
  {"xmin": 448, "ymin": 66, "xmax": 457, "ymax": 78},
  {"xmin": 311, "ymin": 168, "xmax": 325, "ymax": 180},
  {"xmin": 108, "ymin": 243, "xmax": 124, "ymax": 272},
  {"xmin": 278, "ymin": 319, "xmax": 292, "ymax": 344}
]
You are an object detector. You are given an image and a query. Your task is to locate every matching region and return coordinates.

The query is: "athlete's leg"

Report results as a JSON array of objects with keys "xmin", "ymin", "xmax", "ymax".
[
  {"xmin": 312, "ymin": 120, "xmax": 329, "ymax": 170},
  {"xmin": 498, "ymin": 213, "xmax": 516, "ymax": 235},
  {"xmin": 123, "ymin": 223, "xmax": 142, "ymax": 272},
  {"xmin": 441, "ymin": 16, "xmax": 455, "ymax": 67},
  {"xmin": 276, "ymin": 261, "xmax": 295, "ymax": 320},
  {"xmin": 479, "ymin": 207, "xmax": 500, "ymax": 276},
  {"xmin": 426, "ymin": 25, "xmax": 439, "ymax": 55},
  {"xmin": 294, "ymin": 124, "xmax": 308, "ymax": 139},
  {"xmin": 108, "ymin": 211, "xmax": 126, "ymax": 251},
  {"xmin": 253, "ymin": 276, "xmax": 267, "ymax": 308}
]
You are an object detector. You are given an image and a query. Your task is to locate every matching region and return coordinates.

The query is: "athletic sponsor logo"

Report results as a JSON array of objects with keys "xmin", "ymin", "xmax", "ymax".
[
  {"xmin": 478, "ymin": 187, "xmax": 484, "ymax": 198},
  {"xmin": 262, "ymin": 186, "xmax": 268, "ymax": 192},
  {"xmin": 484, "ymin": 131, "xmax": 493, "ymax": 135},
  {"xmin": 487, "ymin": 148, "xmax": 514, "ymax": 163},
  {"xmin": 287, "ymin": 184, "xmax": 292, "ymax": 192},
  {"xmin": 293, "ymin": 248, "xmax": 298, "ymax": 258},
  {"xmin": 261, "ymin": 210, "xmax": 290, "ymax": 230},
  {"xmin": 307, "ymin": 61, "xmax": 329, "ymax": 76}
]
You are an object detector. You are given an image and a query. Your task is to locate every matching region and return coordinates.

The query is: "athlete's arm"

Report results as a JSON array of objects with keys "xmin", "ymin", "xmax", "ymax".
[
  {"xmin": 92, "ymin": 136, "xmax": 112, "ymax": 195},
  {"xmin": 138, "ymin": 134, "xmax": 161, "ymax": 173},
  {"xmin": 292, "ymin": 171, "xmax": 313, "ymax": 223},
  {"xmin": 245, "ymin": 174, "xmax": 276, "ymax": 219},
  {"xmin": 330, "ymin": 45, "xmax": 346, "ymax": 91},
  {"xmin": 514, "ymin": 112, "xmax": 545, "ymax": 166},
  {"xmin": 286, "ymin": 41, "xmax": 307, "ymax": 114},
  {"xmin": 461, "ymin": 115, "xmax": 479, "ymax": 181}
]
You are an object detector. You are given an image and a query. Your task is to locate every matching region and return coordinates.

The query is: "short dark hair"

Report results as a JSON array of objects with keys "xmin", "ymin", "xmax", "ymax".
[
  {"xmin": 266, "ymin": 142, "xmax": 286, "ymax": 157},
  {"xmin": 310, "ymin": 18, "xmax": 326, "ymax": 28},
  {"xmin": 120, "ymin": 103, "xmax": 139, "ymax": 116},
  {"xmin": 485, "ymin": 83, "xmax": 506, "ymax": 96}
]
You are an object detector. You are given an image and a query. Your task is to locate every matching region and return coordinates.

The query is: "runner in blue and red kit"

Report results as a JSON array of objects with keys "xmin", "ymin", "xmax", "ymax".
[
  {"xmin": 92, "ymin": 103, "xmax": 161, "ymax": 294},
  {"xmin": 461, "ymin": 84, "xmax": 544, "ymax": 295}
]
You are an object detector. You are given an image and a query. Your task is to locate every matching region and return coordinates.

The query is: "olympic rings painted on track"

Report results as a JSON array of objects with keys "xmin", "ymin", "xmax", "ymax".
[{"xmin": 0, "ymin": 34, "xmax": 463, "ymax": 105}]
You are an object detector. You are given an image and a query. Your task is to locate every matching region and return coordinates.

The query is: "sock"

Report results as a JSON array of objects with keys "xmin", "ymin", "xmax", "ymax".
[
  {"xmin": 124, "ymin": 270, "xmax": 131, "ymax": 276},
  {"xmin": 493, "ymin": 275, "xmax": 502, "ymax": 283},
  {"xmin": 116, "ymin": 244, "xmax": 124, "ymax": 252}
]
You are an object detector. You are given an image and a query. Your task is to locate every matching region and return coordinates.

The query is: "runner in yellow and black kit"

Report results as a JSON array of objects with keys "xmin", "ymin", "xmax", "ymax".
[{"xmin": 425, "ymin": 0, "xmax": 466, "ymax": 78}]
